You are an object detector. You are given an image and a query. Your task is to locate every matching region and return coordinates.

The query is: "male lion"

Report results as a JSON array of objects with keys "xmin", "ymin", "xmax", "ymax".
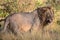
[{"xmin": 0, "ymin": 6, "xmax": 54, "ymax": 35}]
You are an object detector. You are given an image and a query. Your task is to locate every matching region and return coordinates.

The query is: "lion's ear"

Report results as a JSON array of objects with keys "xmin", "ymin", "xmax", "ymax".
[
  {"xmin": 43, "ymin": 8, "xmax": 47, "ymax": 10},
  {"xmin": 37, "ymin": 7, "xmax": 47, "ymax": 14},
  {"xmin": 47, "ymin": 7, "xmax": 51, "ymax": 9},
  {"xmin": 42, "ymin": 8, "xmax": 47, "ymax": 13}
]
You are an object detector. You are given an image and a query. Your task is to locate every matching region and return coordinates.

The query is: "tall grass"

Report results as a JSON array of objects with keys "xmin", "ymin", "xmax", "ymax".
[{"xmin": 0, "ymin": 29, "xmax": 60, "ymax": 40}]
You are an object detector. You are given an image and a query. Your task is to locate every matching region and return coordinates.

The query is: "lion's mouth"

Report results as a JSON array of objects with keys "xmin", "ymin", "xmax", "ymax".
[
  {"xmin": 45, "ymin": 19, "xmax": 52, "ymax": 25},
  {"xmin": 43, "ymin": 19, "xmax": 52, "ymax": 26},
  {"xmin": 46, "ymin": 20, "xmax": 51, "ymax": 23}
]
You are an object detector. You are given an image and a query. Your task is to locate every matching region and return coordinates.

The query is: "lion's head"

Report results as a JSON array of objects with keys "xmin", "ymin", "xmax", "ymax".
[{"xmin": 37, "ymin": 6, "xmax": 54, "ymax": 27}]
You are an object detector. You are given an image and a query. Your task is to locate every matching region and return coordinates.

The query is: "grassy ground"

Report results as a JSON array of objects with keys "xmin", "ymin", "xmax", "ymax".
[{"xmin": 0, "ymin": 10, "xmax": 60, "ymax": 40}]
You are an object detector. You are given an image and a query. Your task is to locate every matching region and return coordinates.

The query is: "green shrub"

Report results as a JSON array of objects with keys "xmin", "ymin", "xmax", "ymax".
[{"xmin": 57, "ymin": 20, "xmax": 60, "ymax": 25}]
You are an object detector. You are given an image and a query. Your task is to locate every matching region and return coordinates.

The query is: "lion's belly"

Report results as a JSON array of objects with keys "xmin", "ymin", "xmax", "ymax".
[{"xmin": 19, "ymin": 23, "xmax": 32, "ymax": 32}]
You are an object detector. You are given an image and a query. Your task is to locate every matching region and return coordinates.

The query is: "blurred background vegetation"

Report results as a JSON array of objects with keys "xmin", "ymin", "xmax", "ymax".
[
  {"xmin": 0, "ymin": 0, "xmax": 60, "ymax": 40},
  {"xmin": 0, "ymin": 0, "xmax": 60, "ymax": 18}
]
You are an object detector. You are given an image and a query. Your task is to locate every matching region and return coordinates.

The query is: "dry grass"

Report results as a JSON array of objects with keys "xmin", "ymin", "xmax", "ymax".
[{"xmin": 0, "ymin": 29, "xmax": 60, "ymax": 40}]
